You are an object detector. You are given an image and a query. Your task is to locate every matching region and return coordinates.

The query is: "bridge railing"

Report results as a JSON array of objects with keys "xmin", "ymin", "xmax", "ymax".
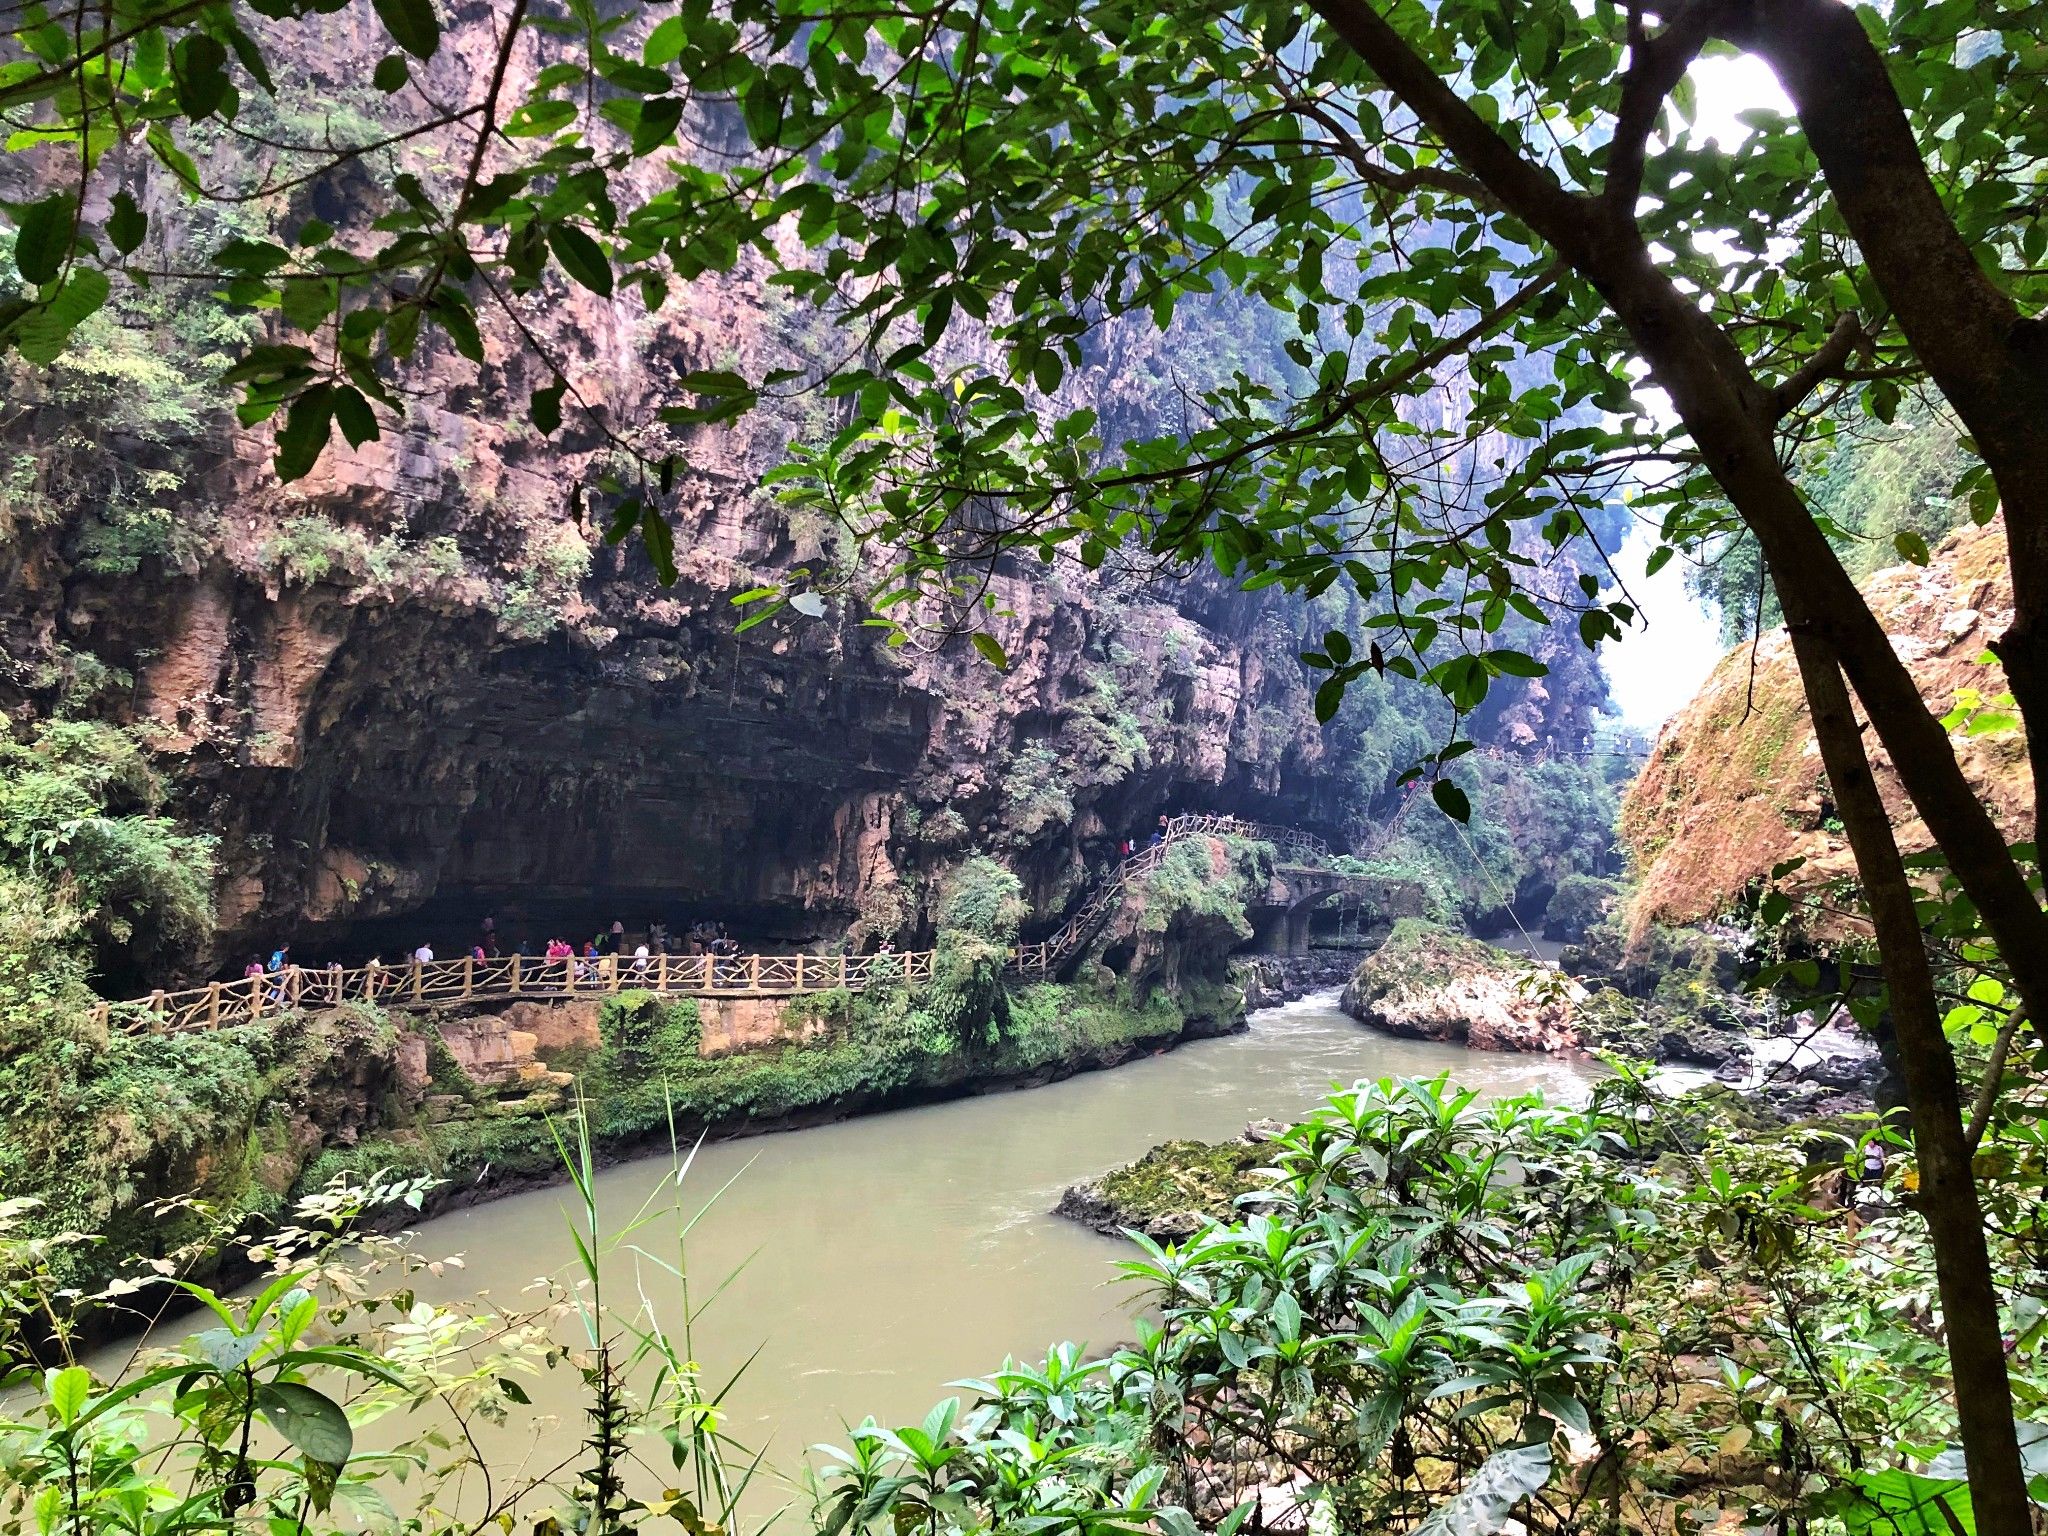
[
  {"xmin": 95, "ymin": 814, "xmax": 1335, "ymax": 1035},
  {"xmin": 96, "ymin": 948, "xmax": 942, "ymax": 1036}
]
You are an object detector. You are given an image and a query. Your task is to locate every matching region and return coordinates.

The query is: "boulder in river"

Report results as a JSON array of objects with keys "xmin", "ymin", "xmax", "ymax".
[
  {"xmin": 1055, "ymin": 1136, "xmax": 1273, "ymax": 1240},
  {"xmin": 1339, "ymin": 920, "xmax": 1584, "ymax": 1053}
]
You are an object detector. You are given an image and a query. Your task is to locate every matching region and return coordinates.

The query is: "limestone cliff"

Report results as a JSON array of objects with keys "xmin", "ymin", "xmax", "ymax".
[
  {"xmin": 1621, "ymin": 518, "xmax": 2028, "ymax": 929},
  {"xmin": 0, "ymin": 8, "xmax": 1617, "ymax": 984}
]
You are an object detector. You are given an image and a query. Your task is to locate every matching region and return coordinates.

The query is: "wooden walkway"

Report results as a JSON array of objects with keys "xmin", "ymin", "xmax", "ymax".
[{"xmin": 95, "ymin": 814, "xmax": 1333, "ymax": 1035}]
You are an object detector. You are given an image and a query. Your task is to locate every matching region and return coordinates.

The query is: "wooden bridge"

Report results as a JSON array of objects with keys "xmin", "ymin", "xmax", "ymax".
[{"xmin": 96, "ymin": 814, "xmax": 1335, "ymax": 1035}]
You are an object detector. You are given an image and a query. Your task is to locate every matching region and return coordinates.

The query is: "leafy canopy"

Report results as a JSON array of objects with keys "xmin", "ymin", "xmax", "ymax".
[{"xmin": 1, "ymin": 0, "xmax": 2040, "ymax": 776}]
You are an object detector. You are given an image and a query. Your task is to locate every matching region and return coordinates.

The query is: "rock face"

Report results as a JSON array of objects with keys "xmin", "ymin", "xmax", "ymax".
[
  {"xmin": 1622, "ymin": 518, "xmax": 2026, "ymax": 932},
  {"xmin": 0, "ymin": 8, "xmax": 1618, "ymax": 983},
  {"xmin": 1339, "ymin": 921, "xmax": 1583, "ymax": 1053}
]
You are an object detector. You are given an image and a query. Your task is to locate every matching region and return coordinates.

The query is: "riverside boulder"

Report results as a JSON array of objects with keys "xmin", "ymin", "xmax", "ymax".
[{"xmin": 1339, "ymin": 920, "xmax": 1583, "ymax": 1053}]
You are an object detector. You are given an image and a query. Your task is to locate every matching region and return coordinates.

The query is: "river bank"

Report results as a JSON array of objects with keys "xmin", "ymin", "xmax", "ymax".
[{"xmin": 381, "ymin": 988, "xmax": 1599, "ymax": 1497}]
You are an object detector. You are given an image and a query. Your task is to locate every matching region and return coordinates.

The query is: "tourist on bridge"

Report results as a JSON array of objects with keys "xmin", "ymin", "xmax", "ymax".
[
  {"xmin": 243, "ymin": 956, "xmax": 265, "ymax": 982},
  {"xmin": 632, "ymin": 943, "xmax": 651, "ymax": 977},
  {"xmin": 414, "ymin": 942, "xmax": 434, "ymax": 965}
]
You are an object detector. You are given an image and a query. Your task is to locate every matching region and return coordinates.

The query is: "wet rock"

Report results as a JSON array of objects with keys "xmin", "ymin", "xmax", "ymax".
[
  {"xmin": 1231, "ymin": 951, "xmax": 1365, "ymax": 1010},
  {"xmin": 1657, "ymin": 1024, "xmax": 1743, "ymax": 1069},
  {"xmin": 1055, "ymin": 1136, "xmax": 1271, "ymax": 1239}
]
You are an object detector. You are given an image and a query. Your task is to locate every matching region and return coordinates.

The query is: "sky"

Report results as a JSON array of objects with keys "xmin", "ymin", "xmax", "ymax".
[{"xmin": 1595, "ymin": 52, "xmax": 1792, "ymax": 732}]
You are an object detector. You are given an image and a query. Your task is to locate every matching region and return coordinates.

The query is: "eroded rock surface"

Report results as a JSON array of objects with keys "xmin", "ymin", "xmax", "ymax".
[
  {"xmin": 1622, "ymin": 517, "xmax": 2027, "ymax": 933},
  {"xmin": 1339, "ymin": 921, "xmax": 1583, "ymax": 1053}
]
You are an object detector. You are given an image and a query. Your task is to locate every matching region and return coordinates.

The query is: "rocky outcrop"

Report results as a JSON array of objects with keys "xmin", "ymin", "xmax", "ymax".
[
  {"xmin": 1230, "ymin": 951, "xmax": 1360, "ymax": 1010},
  {"xmin": 1622, "ymin": 518, "xmax": 2026, "ymax": 932},
  {"xmin": 1339, "ymin": 921, "xmax": 1583, "ymax": 1053},
  {"xmin": 1056, "ymin": 1130, "xmax": 1280, "ymax": 1242}
]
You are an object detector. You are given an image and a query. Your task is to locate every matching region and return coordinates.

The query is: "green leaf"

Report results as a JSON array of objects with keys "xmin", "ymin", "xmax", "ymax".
[
  {"xmin": 372, "ymin": 54, "xmax": 409, "ymax": 92},
  {"xmin": 547, "ymin": 224, "xmax": 613, "ymax": 297},
  {"xmin": 640, "ymin": 501, "xmax": 676, "ymax": 585},
  {"xmin": 632, "ymin": 96, "xmax": 683, "ymax": 155},
  {"xmin": 12, "ymin": 193, "xmax": 74, "ymax": 284},
  {"xmin": 1484, "ymin": 649, "xmax": 1546, "ymax": 678},
  {"xmin": 1824, "ymin": 1470, "xmax": 1973, "ymax": 1536},
  {"xmin": 971, "ymin": 632, "xmax": 1009, "ymax": 671},
  {"xmin": 371, "ymin": 0, "xmax": 441, "ymax": 59},
  {"xmin": 1894, "ymin": 530, "xmax": 1931, "ymax": 567},
  {"xmin": 1315, "ymin": 676, "xmax": 1345, "ymax": 723},
  {"xmin": 1431, "ymin": 779, "xmax": 1471, "ymax": 824},
  {"xmin": 12, "ymin": 268, "xmax": 110, "ymax": 365},
  {"xmin": 192, "ymin": 1325, "xmax": 264, "ymax": 1372},
  {"xmin": 273, "ymin": 384, "xmax": 336, "ymax": 482},
  {"xmin": 333, "ymin": 385, "xmax": 379, "ymax": 448},
  {"xmin": 256, "ymin": 1383, "xmax": 354, "ymax": 1466},
  {"xmin": 171, "ymin": 34, "xmax": 230, "ymax": 120},
  {"xmin": 105, "ymin": 192, "xmax": 146, "ymax": 256},
  {"xmin": 45, "ymin": 1366, "xmax": 89, "ymax": 1426},
  {"xmin": 530, "ymin": 375, "xmax": 566, "ymax": 435}
]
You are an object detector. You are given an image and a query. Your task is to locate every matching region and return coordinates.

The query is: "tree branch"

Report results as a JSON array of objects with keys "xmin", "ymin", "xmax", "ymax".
[
  {"xmin": 1964, "ymin": 1008, "xmax": 2025, "ymax": 1153},
  {"xmin": 1607, "ymin": 0, "xmax": 1726, "ymax": 213},
  {"xmin": 1305, "ymin": 0, "xmax": 1594, "ymax": 263},
  {"xmin": 1769, "ymin": 312, "xmax": 1866, "ymax": 422}
]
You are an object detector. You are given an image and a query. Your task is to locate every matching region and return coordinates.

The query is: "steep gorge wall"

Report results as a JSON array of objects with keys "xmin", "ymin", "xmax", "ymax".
[{"xmin": 1621, "ymin": 517, "xmax": 2027, "ymax": 930}]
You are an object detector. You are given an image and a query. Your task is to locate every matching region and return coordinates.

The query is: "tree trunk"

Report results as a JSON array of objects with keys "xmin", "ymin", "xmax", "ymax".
[
  {"xmin": 1789, "ymin": 629, "xmax": 2029, "ymax": 1535},
  {"xmin": 1306, "ymin": 0, "xmax": 2048, "ymax": 1024},
  {"xmin": 1748, "ymin": 0, "xmax": 2048, "ymax": 841}
]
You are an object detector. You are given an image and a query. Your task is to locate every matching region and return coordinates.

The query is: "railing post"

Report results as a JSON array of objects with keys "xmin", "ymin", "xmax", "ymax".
[
  {"xmin": 838, "ymin": 953, "xmax": 849, "ymax": 987},
  {"xmin": 208, "ymin": 983, "xmax": 220, "ymax": 1030},
  {"xmin": 796, "ymin": 952, "xmax": 806, "ymax": 991},
  {"xmin": 749, "ymin": 953, "xmax": 761, "ymax": 992},
  {"xmin": 604, "ymin": 955, "xmax": 617, "ymax": 991},
  {"xmin": 289, "ymin": 966, "xmax": 302, "ymax": 1008},
  {"xmin": 510, "ymin": 954, "xmax": 522, "ymax": 994},
  {"xmin": 462, "ymin": 955, "xmax": 474, "ymax": 998},
  {"xmin": 655, "ymin": 951, "xmax": 668, "ymax": 991},
  {"xmin": 412, "ymin": 962, "xmax": 423, "ymax": 1002}
]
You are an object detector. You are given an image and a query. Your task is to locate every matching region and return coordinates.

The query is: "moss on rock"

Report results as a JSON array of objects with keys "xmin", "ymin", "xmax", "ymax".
[{"xmin": 1057, "ymin": 1135, "xmax": 1273, "ymax": 1240}]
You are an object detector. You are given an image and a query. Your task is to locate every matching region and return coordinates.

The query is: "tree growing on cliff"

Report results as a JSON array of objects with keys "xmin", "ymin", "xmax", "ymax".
[{"xmin": 6, "ymin": 0, "xmax": 2048, "ymax": 1523}]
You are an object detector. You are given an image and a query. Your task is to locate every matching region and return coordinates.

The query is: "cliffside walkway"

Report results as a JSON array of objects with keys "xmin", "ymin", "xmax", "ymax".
[{"xmin": 95, "ymin": 814, "xmax": 1336, "ymax": 1035}]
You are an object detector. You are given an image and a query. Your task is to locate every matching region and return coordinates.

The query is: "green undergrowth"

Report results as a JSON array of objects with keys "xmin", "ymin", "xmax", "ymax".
[{"xmin": 0, "ymin": 1005, "xmax": 404, "ymax": 1293}]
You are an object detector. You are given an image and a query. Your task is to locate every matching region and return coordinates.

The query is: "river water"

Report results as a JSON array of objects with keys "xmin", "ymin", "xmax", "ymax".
[{"xmin": 389, "ymin": 989, "xmax": 1596, "ymax": 1509}]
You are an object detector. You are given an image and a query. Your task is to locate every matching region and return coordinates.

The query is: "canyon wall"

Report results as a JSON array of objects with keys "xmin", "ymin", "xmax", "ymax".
[
  {"xmin": 0, "ymin": 10, "xmax": 1616, "ymax": 982},
  {"xmin": 1622, "ymin": 517, "xmax": 2027, "ymax": 930}
]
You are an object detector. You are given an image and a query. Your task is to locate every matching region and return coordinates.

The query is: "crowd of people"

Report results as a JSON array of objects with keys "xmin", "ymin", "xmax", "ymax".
[
  {"xmin": 234, "ymin": 911, "xmax": 753, "ymax": 996},
  {"xmin": 233, "ymin": 815, "xmax": 1206, "ymax": 1000}
]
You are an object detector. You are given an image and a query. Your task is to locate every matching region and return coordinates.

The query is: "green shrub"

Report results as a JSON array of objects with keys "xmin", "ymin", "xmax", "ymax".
[
  {"xmin": 264, "ymin": 514, "xmax": 373, "ymax": 585},
  {"xmin": 938, "ymin": 855, "xmax": 1025, "ymax": 944},
  {"xmin": 1543, "ymin": 872, "xmax": 1618, "ymax": 942}
]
